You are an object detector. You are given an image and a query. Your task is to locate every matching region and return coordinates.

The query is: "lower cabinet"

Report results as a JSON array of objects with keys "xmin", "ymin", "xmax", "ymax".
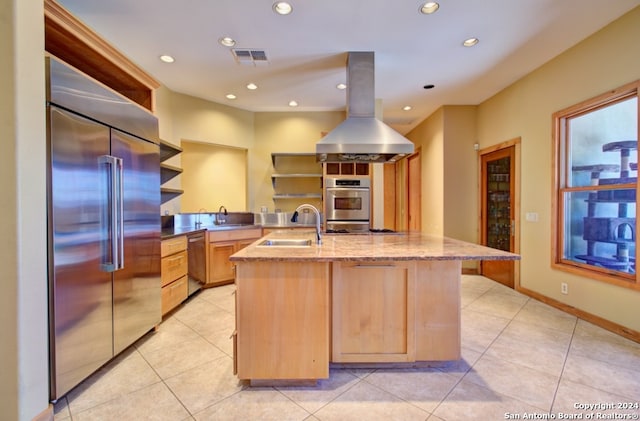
[
  {"xmin": 332, "ymin": 261, "xmax": 416, "ymax": 363},
  {"xmin": 206, "ymin": 228, "xmax": 262, "ymax": 287},
  {"xmin": 160, "ymin": 236, "xmax": 188, "ymax": 316},
  {"xmin": 161, "ymin": 275, "xmax": 188, "ymax": 315},
  {"xmin": 235, "ymin": 261, "xmax": 330, "ymax": 380},
  {"xmin": 332, "ymin": 260, "xmax": 461, "ymax": 363}
]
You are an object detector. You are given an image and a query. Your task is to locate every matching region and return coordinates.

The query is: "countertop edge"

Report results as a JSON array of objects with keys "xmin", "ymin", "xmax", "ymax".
[{"xmin": 229, "ymin": 230, "xmax": 521, "ymax": 262}]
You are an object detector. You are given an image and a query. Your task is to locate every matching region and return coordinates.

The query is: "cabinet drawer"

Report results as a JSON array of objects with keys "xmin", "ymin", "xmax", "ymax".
[
  {"xmin": 161, "ymin": 235, "xmax": 187, "ymax": 257},
  {"xmin": 161, "ymin": 250, "xmax": 187, "ymax": 287},
  {"xmin": 208, "ymin": 228, "xmax": 262, "ymax": 243},
  {"xmin": 161, "ymin": 275, "xmax": 188, "ymax": 315}
]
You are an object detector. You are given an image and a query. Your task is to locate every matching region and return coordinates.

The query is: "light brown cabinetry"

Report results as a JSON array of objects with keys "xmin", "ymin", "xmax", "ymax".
[
  {"xmin": 332, "ymin": 261, "xmax": 416, "ymax": 363},
  {"xmin": 206, "ymin": 228, "xmax": 262, "ymax": 287},
  {"xmin": 332, "ymin": 260, "xmax": 461, "ymax": 363},
  {"xmin": 160, "ymin": 236, "xmax": 188, "ymax": 315},
  {"xmin": 235, "ymin": 261, "xmax": 330, "ymax": 381},
  {"xmin": 324, "ymin": 162, "xmax": 370, "ymax": 176}
]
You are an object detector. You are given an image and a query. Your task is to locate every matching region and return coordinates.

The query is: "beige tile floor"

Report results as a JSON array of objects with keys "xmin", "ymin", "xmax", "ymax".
[{"xmin": 53, "ymin": 275, "xmax": 640, "ymax": 421}]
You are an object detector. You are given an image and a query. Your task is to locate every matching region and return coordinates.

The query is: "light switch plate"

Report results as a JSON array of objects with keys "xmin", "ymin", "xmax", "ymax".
[{"xmin": 525, "ymin": 212, "xmax": 539, "ymax": 222}]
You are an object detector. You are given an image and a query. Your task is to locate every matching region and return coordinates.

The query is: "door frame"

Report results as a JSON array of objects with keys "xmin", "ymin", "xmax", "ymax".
[
  {"xmin": 478, "ymin": 138, "xmax": 521, "ymax": 289},
  {"xmin": 406, "ymin": 149, "xmax": 422, "ymax": 232}
]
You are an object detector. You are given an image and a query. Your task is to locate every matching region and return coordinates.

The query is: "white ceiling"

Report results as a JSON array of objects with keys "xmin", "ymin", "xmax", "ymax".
[{"xmin": 57, "ymin": 0, "xmax": 640, "ymax": 134}]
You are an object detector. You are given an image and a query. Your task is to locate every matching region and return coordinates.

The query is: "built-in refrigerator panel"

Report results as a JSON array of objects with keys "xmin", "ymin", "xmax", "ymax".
[
  {"xmin": 47, "ymin": 57, "xmax": 161, "ymax": 401},
  {"xmin": 111, "ymin": 129, "xmax": 161, "ymax": 354},
  {"xmin": 48, "ymin": 106, "xmax": 114, "ymax": 399}
]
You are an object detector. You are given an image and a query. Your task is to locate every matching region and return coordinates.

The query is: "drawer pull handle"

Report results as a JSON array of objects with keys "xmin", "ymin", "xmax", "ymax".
[{"xmin": 354, "ymin": 264, "xmax": 396, "ymax": 268}]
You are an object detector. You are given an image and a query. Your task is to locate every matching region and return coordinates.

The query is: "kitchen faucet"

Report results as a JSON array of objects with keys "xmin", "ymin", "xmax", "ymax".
[
  {"xmin": 216, "ymin": 205, "xmax": 228, "ymax": 225},
  {"xmin": 195, "ymin": 208, "xmax": 207, "ymax": 227},
  {"xmin": 291, "ymin": 204, "xmax": 322, "ymax": 245}
]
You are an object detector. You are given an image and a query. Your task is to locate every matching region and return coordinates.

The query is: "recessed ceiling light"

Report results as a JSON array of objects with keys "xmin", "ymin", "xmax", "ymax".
[
  {"xmin": 219, "ymin": 37, "xmax": 236, "ymax": 47},
  {"xmin": 226, "ymin": 94, "xmax": 237, "ymax": 100},
  {"xmin": 336, "ymin": 83, "xmax": 347, "ymax": 90},
  {"xmin": 159, "ymin": 55, "xmax": 175, "ymax": 63},
  {"xmin": 273, "ymin": 2, "xmax": 292, "ymax": 15},
  {"xmin": 463, "ymin": 38, "xmax": 479, "ymax": 47},
  {"xmin": 419, "ymin": 2, "xmax": 439, "ymax": 14},
  {"xmin": 288, "ymin": 100, "xmax": 298, "ymax": 107},
  {"xmin": 403, "ymin": 106, "xmax": 412, "ymax": 111},
  {"xmin": 246, "ymin": 83, "xmax": 258, "ymax": 90}
]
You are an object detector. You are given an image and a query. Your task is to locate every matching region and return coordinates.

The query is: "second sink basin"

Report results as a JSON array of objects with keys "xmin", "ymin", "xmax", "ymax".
[{"xmin": 257, "ymin": 238, "xmax": 312, "ymax": 247}]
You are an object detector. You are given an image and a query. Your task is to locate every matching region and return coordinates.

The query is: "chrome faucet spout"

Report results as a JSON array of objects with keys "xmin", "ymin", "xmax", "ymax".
[
  {"xmin": 216, "ymin": 205, "xmax": 228, "ymax": 225},
  {"xmin": 195, "ymin": 208, "xmax": 207, "ymax": 227},
  {"xmin": 294, "ymin": 204, "xmax": 322, "ymax": 245}
]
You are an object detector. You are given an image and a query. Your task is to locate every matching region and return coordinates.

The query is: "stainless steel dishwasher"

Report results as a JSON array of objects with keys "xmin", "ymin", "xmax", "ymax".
[{"xmin": 187, "ymin": 232, "xmax": 206, "ymax": 295}]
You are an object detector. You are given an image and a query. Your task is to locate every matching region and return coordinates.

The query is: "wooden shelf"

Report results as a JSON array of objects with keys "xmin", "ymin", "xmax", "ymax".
[
  {"xmin": 271, "ymin": 173, "xmax": 323, "ymax": 178},
  {"xmin": 271, "ymin": 153, "xmax": 323, "ymax": 203},
  {"xmin": 271, "ymin": 152, "xmax": 316, "ymax": 166},
  {"xmin": 272, "ymin": 193, "xmax": 322, "ymax": 199},
  {"xmin": 160, "ymin": 140, "xmax": 182, "ymax": 161},
  {"xmin": 159, "ymin": 140, "xmax": 183, "ymax": 203},
  {"xmin": 160, "ymin": 163, "xmax": 183, "ymax": 184},
  {"xmin": 161, "ymin": 187, "xmax": 184, "ymax": 204}
]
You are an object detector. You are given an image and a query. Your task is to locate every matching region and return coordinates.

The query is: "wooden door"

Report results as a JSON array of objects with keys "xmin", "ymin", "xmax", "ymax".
[
  {"xmin": 480, "ymin": 145, "xmax": 517, "ymax": 287},
  {"xmin": 407, "ymin": 152, "xmax": 421, "ymax": 231},
  {"xmin": 383, "ymin": 163, "xmax": 397, "ymax": 230}
]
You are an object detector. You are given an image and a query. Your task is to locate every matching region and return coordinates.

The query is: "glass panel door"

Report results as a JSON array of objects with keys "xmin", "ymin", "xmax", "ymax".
[
  {"xmin": 481, "ymin": 145, "xmax": 516, "ymax": 288},
  {"xmin": 486, "ymin": 155, "xmax": 512, "ymax": 251}
]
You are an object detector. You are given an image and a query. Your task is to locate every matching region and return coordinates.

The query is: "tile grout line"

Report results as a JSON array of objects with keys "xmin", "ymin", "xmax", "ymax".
[
  {"xmin": 547, "ymin": 315, "xmax": 579, "ymax": 415},
  {"xmin": 428, "ymin": 293, "xmax": 532, "ymax": 419}
]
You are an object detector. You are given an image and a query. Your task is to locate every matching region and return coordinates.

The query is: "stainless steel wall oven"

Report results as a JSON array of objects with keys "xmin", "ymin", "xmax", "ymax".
[{"xmin": 324, "ymin": 177, "xmax": 371, "ymax": 232}]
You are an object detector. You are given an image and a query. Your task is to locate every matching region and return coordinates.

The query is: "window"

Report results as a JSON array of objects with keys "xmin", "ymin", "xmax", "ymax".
[{"xmin": 552, "ymin": 81, "xmax": 639, "ymax": 288}]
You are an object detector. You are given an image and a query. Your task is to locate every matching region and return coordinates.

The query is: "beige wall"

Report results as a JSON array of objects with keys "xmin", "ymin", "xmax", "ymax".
[
  {"xmin": 180, "ymin": 141, "xmax": 248, "ymax": 212},
  {"xmin": 406, "ymin": 106, "xmax": 478, "ymax": 270},
  {"xmin": 156, "ymin": 90, "xmax": 255, "ymax": 215},
  {"xmin": 1, "ymin": 0, "xmax": 50, "ymax": 419},
  {"xmin": 405, "ymin": 8, "xmax": 640, "ymax": 332},
  {"xmin": 250, "ymin": 111, "xmax": 344, "ymax": 213},
  {"xmin": 442, "ymin": 106, "xmax": 479, "ymax": 244},
  {"xmin": 406, "ymin": 107, "xmax": 444, "ymax": 235},
  {"xmin": 476, "ymin": 7, "xmax": 640, "ymax": 331},
  {"xmin": 155, "ymin": 91, "xmax": 344, "ymax": 214}
]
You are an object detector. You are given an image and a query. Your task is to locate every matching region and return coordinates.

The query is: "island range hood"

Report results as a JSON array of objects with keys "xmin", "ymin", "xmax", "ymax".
[{"xmin": 316, "ymin": 51, "xmax": 414, "ymax": 163}]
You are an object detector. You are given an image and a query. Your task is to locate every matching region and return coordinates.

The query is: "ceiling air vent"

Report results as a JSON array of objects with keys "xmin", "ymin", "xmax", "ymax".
[{"xmin": 231, "ymin": 49, "xmax": 269, "ymax": 65}]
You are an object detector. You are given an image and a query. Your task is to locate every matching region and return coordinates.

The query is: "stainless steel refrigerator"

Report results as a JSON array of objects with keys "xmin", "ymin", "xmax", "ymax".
[{"xmin": 46, "ymin": 57, "xmax": 161, "ymax": 400}]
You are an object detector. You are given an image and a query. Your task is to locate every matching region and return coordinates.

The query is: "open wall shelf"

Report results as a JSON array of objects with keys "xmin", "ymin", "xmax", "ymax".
[{"xmin": 160, "ymin": 140, "xmax": 183, "ymax": 204}]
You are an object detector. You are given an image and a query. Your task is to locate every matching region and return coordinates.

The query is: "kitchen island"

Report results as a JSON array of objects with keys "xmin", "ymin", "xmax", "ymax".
[{"xmin": 229, "ymin": 229, "xmax": 519, "ymax": 384}]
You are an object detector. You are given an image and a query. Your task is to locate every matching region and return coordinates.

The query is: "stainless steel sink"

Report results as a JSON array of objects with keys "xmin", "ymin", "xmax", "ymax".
[{"xmin": 257, "ymin": 238, "xmax": 312, "ymax": 247}]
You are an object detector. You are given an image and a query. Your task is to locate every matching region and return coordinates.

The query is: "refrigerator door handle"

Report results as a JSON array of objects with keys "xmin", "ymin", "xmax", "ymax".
[
  {"xmin": 99, "ymin": 155, "xmax": 124, "ymax": 271},
  {"xmin": 114, "ymin": 156, "xmax": 124, "ymax": 270}
]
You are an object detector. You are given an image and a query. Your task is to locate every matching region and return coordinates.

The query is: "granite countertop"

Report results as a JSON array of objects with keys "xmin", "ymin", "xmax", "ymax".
[{"xmin": 229, "ymin": 229, "xmax": 520, "ymax": 262}]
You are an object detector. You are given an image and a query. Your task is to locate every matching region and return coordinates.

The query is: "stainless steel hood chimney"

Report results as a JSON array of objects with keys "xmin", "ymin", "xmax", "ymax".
[{"xmin": 316, "ymin": 52, "xmax": 414, "ymax": 163}]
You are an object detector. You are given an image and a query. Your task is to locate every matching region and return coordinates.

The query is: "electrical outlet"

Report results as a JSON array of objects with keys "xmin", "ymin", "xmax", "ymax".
[{"xmin": 561, "ymin": 282, "xmax": 568, "ymax": 295}]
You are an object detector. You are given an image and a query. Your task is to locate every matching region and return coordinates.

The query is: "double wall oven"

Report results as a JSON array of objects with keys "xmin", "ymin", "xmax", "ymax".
[{"xmin": 324, "ymin": 177, "xmax": 371, "ymax": 233}]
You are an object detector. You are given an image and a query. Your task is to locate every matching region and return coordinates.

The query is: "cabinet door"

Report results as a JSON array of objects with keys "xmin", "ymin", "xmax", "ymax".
[
  {"xmin": 236, "ymin": 261, "xmax": 330, "ymax": 380},
  {"xmin": 236, "ymin": 238, "xmax": 259, "ymax": 252},
  {"xmin": 332, "ymin": 261, "xmax": 416, "ymax": 363},
  {"xmin": 207, "ymin": 241, "xmax": 237, "ymax": 285}
]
